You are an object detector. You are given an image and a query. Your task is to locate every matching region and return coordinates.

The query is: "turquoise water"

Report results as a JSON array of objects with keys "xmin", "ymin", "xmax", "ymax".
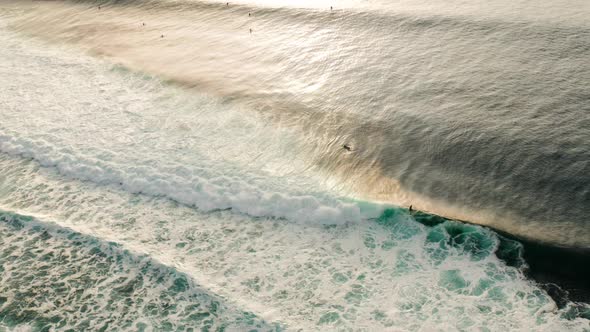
[{"xmin": 0, "ymin": 211, "xmax": 279, "ymax": 331}]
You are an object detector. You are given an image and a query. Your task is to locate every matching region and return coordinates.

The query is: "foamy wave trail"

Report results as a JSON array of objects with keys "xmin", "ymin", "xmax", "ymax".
[
  {"xmin": 0, "ymin": 211, "xmax": 280, "ymax": 331},
  {"xmin": 0, "ymin": 133, "xmax": 361, "ymax": 225}
]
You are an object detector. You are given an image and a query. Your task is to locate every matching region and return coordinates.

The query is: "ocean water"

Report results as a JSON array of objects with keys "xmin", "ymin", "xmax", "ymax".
[{"xmin": 0, "ymin": 0, "xmax": 589, "ymax": 330}]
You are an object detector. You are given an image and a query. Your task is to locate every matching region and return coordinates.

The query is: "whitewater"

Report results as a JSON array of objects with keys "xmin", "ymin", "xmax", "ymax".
[{"xmin": 0, "ymin": 0, "xmax": 589, "ymax": 330}]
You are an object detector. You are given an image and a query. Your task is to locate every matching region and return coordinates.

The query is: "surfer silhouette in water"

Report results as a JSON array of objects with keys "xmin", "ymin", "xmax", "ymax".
[
  {"xmin": 343, "ymin": 144, "xmax": 352, "ymax": 151},
  {"xmin": 330, "ymin": 6, "xmax": 333, "ymax": 10},
  {"xmin": 409, "ymin": 205, "xmax": 413, "ymax": 213}
]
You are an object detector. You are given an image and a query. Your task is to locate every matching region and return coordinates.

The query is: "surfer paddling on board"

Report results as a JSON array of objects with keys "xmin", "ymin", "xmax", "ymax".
[{"xmin": 343, "ymin": 144, "xmax": 352, "ymax": 151}]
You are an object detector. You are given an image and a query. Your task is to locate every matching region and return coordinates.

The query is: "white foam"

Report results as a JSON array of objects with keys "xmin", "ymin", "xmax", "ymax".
[
  {"xmin": 0, "ymin": 134, "xmax": 361, "ymax": 225},
  {"xmin": 0, "ymin": 211, "xmax": 277, "ymax": 331}
]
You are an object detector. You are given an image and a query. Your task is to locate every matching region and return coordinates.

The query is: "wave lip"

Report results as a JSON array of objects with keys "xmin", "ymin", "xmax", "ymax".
[{"xmin": 0, "ymin": 134, "xmax": 363, "ymax": 225}]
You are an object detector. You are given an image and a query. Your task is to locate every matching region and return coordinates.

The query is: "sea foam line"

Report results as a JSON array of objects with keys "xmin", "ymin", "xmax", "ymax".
[{"xmin": 0, "ymin": 134, "xmax": 364, "ymax": 224}]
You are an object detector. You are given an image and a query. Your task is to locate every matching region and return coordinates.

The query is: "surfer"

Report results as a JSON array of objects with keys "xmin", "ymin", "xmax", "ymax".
[
  {"xmin": 330, "ymin": 6, "xmax": 333, "ymax": 10},
  {"xmin": 409, "ymin": 205, "xmax": 413, "ymax": 212},
  {"xmin": 249, "ymin": 28, "xmax": 252, "ymax": 34},
  {"xmin": 161, "ymin": 34, "xmax": 164, "ymax": 38},
  {"xmin": 249, "ymin": 13, "xmax": 251, "ymax": 17},
  {"xmin": 226, "ymin": 2, "xmax": 229, "ymax": 6},
  {"xmin": 343, "ymin": 144, "xmax": 352, "ymax": 151}
]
